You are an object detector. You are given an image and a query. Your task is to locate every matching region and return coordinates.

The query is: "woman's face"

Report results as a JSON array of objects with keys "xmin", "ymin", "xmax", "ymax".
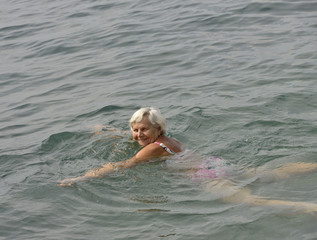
[{"xmin": 132, "ymin": 116, "xmax": 161, "ymax": 146}]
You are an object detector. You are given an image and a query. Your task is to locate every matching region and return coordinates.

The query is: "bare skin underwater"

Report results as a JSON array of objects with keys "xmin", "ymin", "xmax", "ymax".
[{"xmin": 206, "ymin": 162, "xmax": 317, "ymax": 215}]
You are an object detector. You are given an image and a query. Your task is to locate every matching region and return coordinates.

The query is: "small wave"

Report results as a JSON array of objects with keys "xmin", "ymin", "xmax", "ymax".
[
  {"xmin": 130, "ymin": 195, "xmax": 169, "ymax": 204},
  {"xmin": 244, "ymin": 120, "xmax": 285, "ymax": 128},
  {"xmin": 74, "ymin": 105, "xmax": 126, "ymax": 119},
  {"xmin": 237, "ymin": 2, "xmax": 317, "ymax": 14},
  {"xmin": 66, "ymin": 12, "xmax": 91, "ymax": 19},
  {"xmin": 40, "ymin": 131, "xmax": 86, "ymax": 153}
]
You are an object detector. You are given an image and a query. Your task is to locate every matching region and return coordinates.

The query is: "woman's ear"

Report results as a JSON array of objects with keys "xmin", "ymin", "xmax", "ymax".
[{"xmin": 157, "ymin": 126, "xmax": 162, "ymax": 135}]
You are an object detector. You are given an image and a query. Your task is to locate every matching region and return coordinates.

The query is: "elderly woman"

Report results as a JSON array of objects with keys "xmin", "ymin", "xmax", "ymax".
[
  {"xmin": 59, "ymin": 107, "xmax": 185, "ymax": 186},
  {"xmin": 59, "ymin": 107, "xmax": 317, "ymax": 213}
]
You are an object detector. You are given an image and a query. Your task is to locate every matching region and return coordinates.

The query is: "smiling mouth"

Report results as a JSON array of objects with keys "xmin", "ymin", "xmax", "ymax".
[{"xmin": 137, "ymin": 137, "xmax": 147, "ymax": 140}]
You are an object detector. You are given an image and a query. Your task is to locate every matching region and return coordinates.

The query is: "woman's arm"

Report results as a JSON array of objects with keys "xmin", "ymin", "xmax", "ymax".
[
  {"xmin": 58, "ymin": 143, "xmax": 165, "ymax": 186},
  {"xmin": 58, "ymin": 162, "xmax": 127, "ymax": 187}
]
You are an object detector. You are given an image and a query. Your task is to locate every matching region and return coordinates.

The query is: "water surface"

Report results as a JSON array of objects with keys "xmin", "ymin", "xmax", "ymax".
[{"xmin": 1, "ymin": 0, "xmax": 317, "ymax": 239}]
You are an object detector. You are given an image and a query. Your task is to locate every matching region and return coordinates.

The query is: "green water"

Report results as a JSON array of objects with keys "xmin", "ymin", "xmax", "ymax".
[{"xmin": 1, "ymin": 0, "xmax": 317, "ymax": 239}]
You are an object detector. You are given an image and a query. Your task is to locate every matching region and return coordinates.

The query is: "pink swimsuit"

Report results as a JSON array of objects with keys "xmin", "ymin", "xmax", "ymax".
[
  {"xmin": 191, "ymin": 156, "xmax": 233, "ymax": 180},
  {"xmin": 155, "ymin": 143, "xmax": 231, "ymax": 180}
]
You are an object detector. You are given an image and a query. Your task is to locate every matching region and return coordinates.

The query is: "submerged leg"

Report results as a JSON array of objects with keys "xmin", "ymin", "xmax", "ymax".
[
  {"xmin": 249, "ymin": 162, "xmax": 317, "ymax": 182},
  {"xmin": 221, "ymin": 184, "xmax": 317, "ymax": 215},
  {"xmin": 271, "ymin": 162, "xmax": 317, "ymax": 179},
  {"xmin": 204, "ymin": 179, "xmax": 317, "ymax": 215}
]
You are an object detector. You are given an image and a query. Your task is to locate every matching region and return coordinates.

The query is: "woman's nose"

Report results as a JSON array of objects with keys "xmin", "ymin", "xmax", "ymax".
[{"xmin": 138, "ymin": 131, "xmax": 144, "ymax": 137}]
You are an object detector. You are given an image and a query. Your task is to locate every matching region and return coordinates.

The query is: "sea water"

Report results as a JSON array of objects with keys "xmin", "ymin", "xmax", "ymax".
[{"xmin": 1, "ymin": 0, "xmax": 317, "ymax": 239}]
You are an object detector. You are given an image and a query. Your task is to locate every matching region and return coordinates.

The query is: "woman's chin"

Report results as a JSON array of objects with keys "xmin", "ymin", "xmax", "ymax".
[{"xmin": 138, "ymin": 140, "xmax": 150, "ymax": 146}]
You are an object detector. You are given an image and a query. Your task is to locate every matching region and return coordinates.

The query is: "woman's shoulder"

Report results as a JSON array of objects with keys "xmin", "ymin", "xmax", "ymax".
[
  {"xmin": 135, "ymin": 142, "xmax": 169, "ymax": 160},
  {"xmin": 162, "ymin": 136, "xmax": 185, "ymax": 153}
]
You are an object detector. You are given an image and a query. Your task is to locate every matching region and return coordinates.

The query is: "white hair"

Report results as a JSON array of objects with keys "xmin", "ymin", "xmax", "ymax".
[{"xmin": 129, "ymin": 107, "xmax": 167, "ymax": 135}]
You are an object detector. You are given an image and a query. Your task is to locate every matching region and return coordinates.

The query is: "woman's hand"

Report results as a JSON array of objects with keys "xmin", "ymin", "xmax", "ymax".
[
  {"xmin": 58, "ymin": 176, "xmax": 88, "ymax": 187},
  {"xmin": 89, "ymin": 124, "xmax": 130, "ymax": 136}
]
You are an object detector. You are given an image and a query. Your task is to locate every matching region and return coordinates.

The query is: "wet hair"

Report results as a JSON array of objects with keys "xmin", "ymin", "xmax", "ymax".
[{"xmin": 129, "ymin": 107, "xmax": 167, "ymax": 135}]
